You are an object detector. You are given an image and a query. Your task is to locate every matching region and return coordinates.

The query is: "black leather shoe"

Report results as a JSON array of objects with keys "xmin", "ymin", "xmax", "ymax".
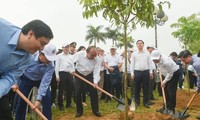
[
  {"xmin": 66, "ymin": 105, "xmax": 73, "ymax": 108},
  {"xmin": 144, "ymin": 104, "xmax": 150, "ymax": 108},
  {"xmin": 167, "ymin": 109, "xmax": 175, "ymax": 115},
  {"xmin": 59, "ymin": 106, "xmax": 64, "ymax": 111},
  {"xmin": 135, "ymin": 103, "xmax": 139, "ymax": 108},
  {"xmin": 75, "ymin": 113, "xmax": 83, "ymax": 118},
  {"xmin": 156, "ymin": 108, "xmax": 164, "ymax": 113},
  {"xmin": 105, "ymin": 99, "xmax": 111, "ymax": 103},
  {"xmin": 94, "ymin": 112, "xmax": 101, "ymax": 117},
  {"xmin": 148, "ymin": 101, "xmax": 155, "ymax": 105},
  {"xmin": 196, "ymin": 116, "xmax": 200, "ymax": 119}
]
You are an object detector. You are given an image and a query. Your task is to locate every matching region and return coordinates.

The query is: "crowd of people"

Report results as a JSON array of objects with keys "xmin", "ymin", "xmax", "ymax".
[{"xmin": 1, "ymin": 17, "xmax": 200, "ymax": 120}]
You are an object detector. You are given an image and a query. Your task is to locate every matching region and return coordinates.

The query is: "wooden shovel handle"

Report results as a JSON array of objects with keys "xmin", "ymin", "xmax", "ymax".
[
  {"xmin": 159, "ymin": 71, "xmax": 167, "ymax": 109},
  {"xmin": 12, "ymin": 85, "xmax": 48, "ymax": 120},
  {"xmin": 74, "ymin": 73, "xmax": 113, "ymax": 97},
  {"xmin": 186, "ymin": 92, "xmax": 198, "ymax": 107}
]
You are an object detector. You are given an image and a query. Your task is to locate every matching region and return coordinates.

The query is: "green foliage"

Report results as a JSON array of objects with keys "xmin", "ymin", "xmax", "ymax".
[
  {"xmin": 78, "ymin": 1, "xmax": 165, "ymax": 119},
  {"xmin": 85, "ymin": 25, "xmax": 106, "ymax": 46},
  {"xmin": 104, "ymin": 27, "xmax": 120, "ymax": 45},
  {"xmin": 79, "ymin": 0, "xmax": 155, "ymax": 29},
  {"xmin": 170, "ymin": 13, "xmax": 200, "ymax": 51},
  {"xmin": 117, "ymin": 33, "xmax": 134, "ymax": 49}
]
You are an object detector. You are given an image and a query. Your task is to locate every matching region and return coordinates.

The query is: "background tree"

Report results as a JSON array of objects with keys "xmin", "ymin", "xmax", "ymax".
[
  {"xmin": 171, "ymin": 13, "xmax": 200, "ymax": 52},
  {"xmin": 85, "ymin": 25, "xmax": 106, "ymax": 47},
  {"xmin": 117, "ymin": 34, "xmax": 134, "ymax": 49},
  {"xmin": 104, "ymin": 27, "xmax": 120, "ymax": 46},
  {"xmin": 79, "ymin": 0, "xmax": 166, "ymax": 119}
]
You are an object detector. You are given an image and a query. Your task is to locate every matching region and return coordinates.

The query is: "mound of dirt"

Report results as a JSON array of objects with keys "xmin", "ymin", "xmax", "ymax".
[
  {"xmin": 176, "ymin": 90, "xmax": 200, "ymax": 109},
  {"xmin": 119, "ymin": 111, "xmax": 176, "ymax": 120}
]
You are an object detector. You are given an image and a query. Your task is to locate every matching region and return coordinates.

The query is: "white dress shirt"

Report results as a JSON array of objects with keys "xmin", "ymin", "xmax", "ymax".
[
  {"xmin": 69, "ymin": 51, "xmax": 100, "ymax": 84},
  {"xmin": 156, "ymin": 55, "xmax": 179, "ymax": 84},
  {"xmin": 104, "ymin": 53, "xmax": 123, "ymax": 74},
  {"xmin": 130, "ymin": 50, "xmax": 153, "ymax": 75},
  {"xmin": 55, "ymin": 52, "xmax": 72, "ymax": 78},
  {"xmin": 98, "ymin": 55, "xmax": 105, "ymax": 71}
]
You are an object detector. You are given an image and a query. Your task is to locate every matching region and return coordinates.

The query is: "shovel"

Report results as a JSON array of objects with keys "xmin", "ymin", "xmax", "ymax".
[
  {"xmin": 74, "ymin": 73, "xmax": 127, "ymax": 106},
  {"xmin": 178, "ymin": 92, "xmax": 198, "ymax": 119},
  {"xmin": 12, "ymin": 85, "xmax": 48, "ymax": 120},
  {"xmin": 159, "ymin": 71, "xmax": 168, "ymax": 114},
  {"xmin": 117, "ymin": 97, "xmax": 133, "ymax": 111}
]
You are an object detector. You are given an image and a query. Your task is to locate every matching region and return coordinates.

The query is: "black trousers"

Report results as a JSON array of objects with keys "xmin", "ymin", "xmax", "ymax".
[
  {"xmin": 0, "ymin": 93, "xmax": 13, "ymax": 120},
  {"xmin": 134, "ymin": 70, "xmax": 149, "ymax": 105},
  {"xmin": 104, "ymin": 74, "xmax": 111, "ymax": 101},
  {"xmin": 74, "ymin": 70, "xmax": 99, "ymax": 114},
  {"xmin": 50, "ymin": 72, "xmax": 57, "ymax": 105},
  {"xmin": 58, "ymin": 72, "xmax": 73, "ymax": 107},
  {"xmin": 164, "ymin": 69, "xmax": 180, "ymax": 110}
]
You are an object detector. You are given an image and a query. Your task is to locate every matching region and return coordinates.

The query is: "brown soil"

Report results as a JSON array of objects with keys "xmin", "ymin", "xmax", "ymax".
[{"xmin": 55, "ymin": 90, "xmax": 200, "ymax": 120}]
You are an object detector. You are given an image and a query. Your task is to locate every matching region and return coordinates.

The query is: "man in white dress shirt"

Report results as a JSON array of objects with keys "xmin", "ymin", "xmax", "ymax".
[
  {"xmin": 151, "ymin": 50, "xmax": 181, "ymax": 115},
  {"xmin": 69, "ymin": 46, "xmax": 101, "ymax": 118},
  {"xmin": 55, "ymin": 42, "xmax": 73, "ymax": 111},
  {"xmin": 130, "ymin": 40, "xmax": 153, "ymax": 108},
  {"xmin": 104, "ymin": 46, "xmax": 123, "ymax": 102}
]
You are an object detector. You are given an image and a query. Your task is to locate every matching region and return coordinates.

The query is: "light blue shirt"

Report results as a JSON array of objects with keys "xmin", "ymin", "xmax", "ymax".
[
  {"xmin": 191, "ymin": 56, "xmax": 200, "ymax": 88},
  {"xmin": 23, "ymin": 52, "xmax": 55, "ymax": 101},
  {"xmin": 0, "ymin": 18, "xmax": 33, "ymax": 98}
]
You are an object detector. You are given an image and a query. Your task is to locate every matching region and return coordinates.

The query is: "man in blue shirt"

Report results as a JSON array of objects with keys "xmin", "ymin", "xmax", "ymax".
[
  {"xmin": 0, "ymin": 18, "xmax": 53, "ymax": 120},
  {"xmin": 178, "ymin": 50, "xmax": 200, "ymax": 119},
  {"xmin": 15, "ymin": 43, "xmax": 56, "ymax": 120}
]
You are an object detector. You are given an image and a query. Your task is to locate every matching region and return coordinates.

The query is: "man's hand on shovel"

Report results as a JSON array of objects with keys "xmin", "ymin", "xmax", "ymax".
[
  {"xmin": 161, "ymin": 82, "xmax": 165, "ymax": 88},
  {"xmin": 11, "ymin": 84, "xmax": 48, "ymax": 120},
  {"xmin": 33, "ymin": 100, "xmax": 41, "ymax": 110},
  {"xmin": 11, "ymin": 84, "xmax": 19, "ymax": 92}
]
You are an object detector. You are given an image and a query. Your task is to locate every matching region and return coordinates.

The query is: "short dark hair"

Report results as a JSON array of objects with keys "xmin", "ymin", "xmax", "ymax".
[
  {"xmin": 170, "ymin": 52, "xmax": 178, "ymax": 57},
  {"xmin": 178, "ymin": 50, "xmax": 192, "ymax": 58},
  {"xmin": 70, "ymin": 42, "xmax": 77, "ymax": 47},
  {"xmin": 77, "ymin": 46, "xmax": 86, "ymax": 52},
  {"xmin": 86, "ymin": 46, "xmax": 96, "ymax": 53},
  {"xmin": 136, "ymin": 40, "xmax": 144, "ymax": 44},
  {"xmin": 21, "ymin": 20, "xmax": 53, "ymax": 39}
]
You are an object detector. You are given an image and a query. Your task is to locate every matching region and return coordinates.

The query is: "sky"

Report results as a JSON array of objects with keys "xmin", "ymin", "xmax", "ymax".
[{"xmin": 0, "ymin": 0, "xmax": 200, "ymax": 55}]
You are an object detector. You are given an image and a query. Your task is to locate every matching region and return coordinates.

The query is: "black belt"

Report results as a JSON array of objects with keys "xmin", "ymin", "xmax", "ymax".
[
  {"xmin": 134, "ymin": 69, "xmax": 149, "ymax": 72},
  {"xmin": 75, "ymin": 69, "xmax": 93, "ymax": 79}
]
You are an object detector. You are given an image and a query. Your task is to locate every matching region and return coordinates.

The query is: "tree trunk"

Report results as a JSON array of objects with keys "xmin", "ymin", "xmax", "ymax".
[{"xmin": 123, "ymin": 22, "xmax": 129, "ymax": 120}]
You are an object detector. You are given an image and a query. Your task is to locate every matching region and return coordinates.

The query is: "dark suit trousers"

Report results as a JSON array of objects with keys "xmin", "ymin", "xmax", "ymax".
[
  {"xmin": 0, "ymin": 94, "xmax": 13, "ymax": 120},
  {"xmin": 134, "ymin": 70, "xmax": 149, "ymax": 105},
  {"xmin": 50, "ymin": 72, "xmax": 57, "ymax": 105},
  {"xmin": 58, "ymin": 72, "xmax": 73, "ymax": 107},
  {"xmin": 164, "ymin": 69, "xmax": 180, "ymax": 110},
  {"xmin": 74, "ymin": 70, "xmax": 99, "ymax": 114}
]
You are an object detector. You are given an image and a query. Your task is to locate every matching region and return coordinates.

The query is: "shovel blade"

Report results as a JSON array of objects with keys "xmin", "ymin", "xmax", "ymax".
[
  {"xmin": 169, "ymin": 111, "xmax": 190, "ymax": 119},
  {"xmin": 117, "ymin": 99, "xmax": 135, "ymax": 111},
  {"xmin": 117, "ymin": 103, "xmax": 125, "ymax": 111}
]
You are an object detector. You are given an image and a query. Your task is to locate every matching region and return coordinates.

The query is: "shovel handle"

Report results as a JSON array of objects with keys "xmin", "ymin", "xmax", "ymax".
[
  {"xmin": 186, "ymin": 92, "xmax": 198, "ymax": 107},
  {"xmin": 159, "ymin": 71, "xmax": 167, "ymax": 110},
  {"xmin": 180, "ymin": 92, "xmax": 198, "ymax": 118},
  {"xmin": 74, "ymin": 73, "xmax": 125, "ymax": 104},
  {"xmin": 12, "ymin": 85, "xmax": 48, "ymax": 120}
]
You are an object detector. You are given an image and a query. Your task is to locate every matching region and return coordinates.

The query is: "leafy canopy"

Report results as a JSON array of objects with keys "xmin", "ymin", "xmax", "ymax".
[{"xmin": 171, "ymin": 13, "xmax": 200, "ymax": 52}]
